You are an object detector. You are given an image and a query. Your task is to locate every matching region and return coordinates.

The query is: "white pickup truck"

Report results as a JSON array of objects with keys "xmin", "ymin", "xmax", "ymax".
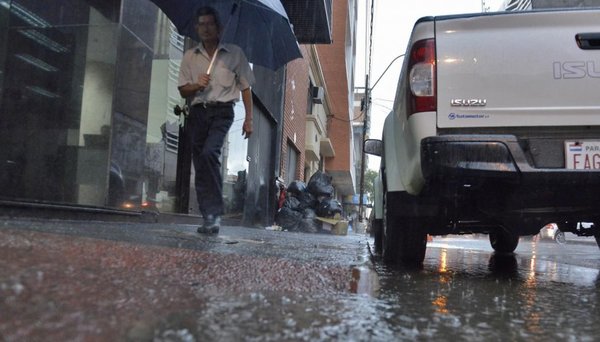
[{"xmin": 365, "ymin": 8, "xmax": 600, "ymax": 265}]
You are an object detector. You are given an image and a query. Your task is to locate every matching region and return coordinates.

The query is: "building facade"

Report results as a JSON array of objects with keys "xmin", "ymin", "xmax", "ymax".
[
  {"xmin": 319, "ymin": 0, "xmax": 358, "ymax": 200},
  {"xmin": 277, "ymin": 0, "xmax": 358, "ymax": 215}
]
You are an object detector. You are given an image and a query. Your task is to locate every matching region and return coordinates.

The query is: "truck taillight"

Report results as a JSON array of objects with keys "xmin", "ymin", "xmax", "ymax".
[{"xmin": 408, "ymin": 38, "xmax": 436, "ymax": 117}]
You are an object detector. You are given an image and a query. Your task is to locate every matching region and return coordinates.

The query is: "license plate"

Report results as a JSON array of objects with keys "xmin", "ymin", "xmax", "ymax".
[{"xmin": 565, "ymin": 141, "xmax": 600, "ymax": 169}]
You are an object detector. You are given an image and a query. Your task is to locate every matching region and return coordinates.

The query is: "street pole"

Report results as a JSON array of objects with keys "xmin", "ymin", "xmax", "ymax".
[{"xmin": 358, "ymin": 74, "xmax": 369, "ymax": 222}]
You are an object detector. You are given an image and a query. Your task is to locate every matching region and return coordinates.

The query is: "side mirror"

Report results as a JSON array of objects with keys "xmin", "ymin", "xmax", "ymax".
[{"xmin": 364, "ymin": 139, "xmax": 383, "ymax": 156}]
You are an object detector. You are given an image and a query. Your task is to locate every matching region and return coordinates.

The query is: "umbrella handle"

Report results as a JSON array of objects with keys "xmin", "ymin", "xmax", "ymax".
[
  {"xmin": 206, "ymin": 50, "xmax": 219, "ymax": 75},
  {"xmin": 207, "ymin": 0, "xmax": 239, "ymax": 75}
]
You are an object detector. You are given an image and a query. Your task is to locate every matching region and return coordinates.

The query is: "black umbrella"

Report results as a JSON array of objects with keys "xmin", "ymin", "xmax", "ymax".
[{"xmin": 149, "ymin": 0, "xmax": 302, "ymax": 71}]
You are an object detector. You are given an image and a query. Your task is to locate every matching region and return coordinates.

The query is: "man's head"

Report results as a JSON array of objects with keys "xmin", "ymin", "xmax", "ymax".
[{"xmin": 195, "ymin": 6, "xmax": 221, "ymax": 44}]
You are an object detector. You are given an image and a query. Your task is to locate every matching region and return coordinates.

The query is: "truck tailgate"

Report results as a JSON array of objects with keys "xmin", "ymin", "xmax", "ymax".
[{"xmin": 436, "ymin": 9, "xmax": 600, "ymax": 128}]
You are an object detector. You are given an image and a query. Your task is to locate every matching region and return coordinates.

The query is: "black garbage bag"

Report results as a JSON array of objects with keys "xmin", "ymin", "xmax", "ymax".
[
  {"xmin": 275, "ymin": 207, "xmax": 303, "ymax": 231},
  {"xmin": 298, "ymin": 217, "xmax": 319, "ymax": 233},
  {"xmin": 298, "ymin": 208, "xmax": 319, "ymax": 233},
  {"xmin": 307, "ymin": 170, "xmax": 334, "ymax": 197},
  {"xmin": 297, "ymin": 191, "xmax": 317, "ymax": 210},
  {"xmin": 316, "ymin": 198, "xmax": 343, "ymax": 218},
  {"xmin": 282, "ymin": 196, "xmax": 301, "ymax": 210},
  {"xmin": 303, "ymin": 208, "xmax": 317, "ymax": 219},
  {"xmin": 287, "ymin": 180, "xmax": 306, "ymax": 196}
]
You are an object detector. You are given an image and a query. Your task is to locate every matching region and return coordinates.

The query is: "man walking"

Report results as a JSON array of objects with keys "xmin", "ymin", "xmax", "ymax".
[{"xmin": 178, "ymin": 6, "xmax": 254, "ymax": 234}]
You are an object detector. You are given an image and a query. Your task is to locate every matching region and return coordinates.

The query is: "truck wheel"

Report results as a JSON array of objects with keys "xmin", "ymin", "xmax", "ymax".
[
  {"xmin": 489, "ymin": 228, "xmax": 519, "ymax": 253},
  {"xmin": 384, "ymin": 217, "xmax": 427, "ymax": 265},
  {"xmin": 372, "ymin": 218, "xmax": 383, "ymax": 255},
  {"xmin": 383, "ymin": 192, "xmax": 427, "ymax": 265},
  {"xmin": 400, "ymin": 219, "xmax": 428, "ymax": 265},
  {"xmin": 382, "ymin": 206, "xmax": 399, "ymax": 264},
  {"xmin": 594, "ymin": 230, "xmax": 600, "ymax": 249}
]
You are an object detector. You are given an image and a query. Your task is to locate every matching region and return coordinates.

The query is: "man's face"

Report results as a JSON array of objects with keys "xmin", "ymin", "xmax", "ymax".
[{"xmin": 196, "ymin": 14, "xmax": 219, "ymax": 43}]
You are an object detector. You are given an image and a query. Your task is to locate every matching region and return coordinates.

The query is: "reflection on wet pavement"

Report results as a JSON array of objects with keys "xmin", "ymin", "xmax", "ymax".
[
  {"xmin": 350, "ymin": 265, "xmax": 380, "ymax": 296},
  {"xmin": 371, "ymin": 240, "xmax": 600, "ymax": 341}
]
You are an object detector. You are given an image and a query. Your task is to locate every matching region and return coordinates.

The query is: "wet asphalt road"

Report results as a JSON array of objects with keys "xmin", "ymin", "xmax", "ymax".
[
  {"xmin": 1, "ymin": 219, "xmax": 600, "ymax": 341},
  {"xmin": 380, "ymin": 236, "xmax": 600, "ymax": 341}
]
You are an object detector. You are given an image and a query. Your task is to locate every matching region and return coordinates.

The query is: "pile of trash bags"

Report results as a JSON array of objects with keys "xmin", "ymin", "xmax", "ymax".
[{"xmin": 275, "ymin": 170, "xmax": 343, "ymax": 233}]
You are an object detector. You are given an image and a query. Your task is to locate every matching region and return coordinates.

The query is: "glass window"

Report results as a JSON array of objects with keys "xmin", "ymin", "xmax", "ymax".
[
  {"xmin": 108, "ymin": 20, "xmax": 154, "ymax": 210},
  {"xmin": 222, "ymin": 104, "xmax": 249, "ymax": 217},
  {"xmin": 121, "ymin": 0, "xmax": 157, "ymax": 48},
  {"xmin": 142, "ymin": 11, "xmax": 185, "ymax": 213},
  {"xmin": 0, "ymin": 1, "xmax": 119, "ymax": 206},
  {"xmin": 0, "ymin": 0, "xmax": 177, "ymax": 212}
]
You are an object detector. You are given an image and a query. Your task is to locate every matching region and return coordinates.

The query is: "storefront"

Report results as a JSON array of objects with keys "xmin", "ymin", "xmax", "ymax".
[{"xmin": 0, "ymin": 0, "xmax": 285, "ymax": 226}]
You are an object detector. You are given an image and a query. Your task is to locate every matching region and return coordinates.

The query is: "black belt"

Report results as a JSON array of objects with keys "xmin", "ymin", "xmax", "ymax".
[{"xmin": 194, "ymin": 101, "xmax": 234, "ymax": 108}]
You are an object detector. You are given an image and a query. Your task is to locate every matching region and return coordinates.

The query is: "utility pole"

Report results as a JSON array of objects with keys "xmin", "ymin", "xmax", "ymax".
[{"xmin": 358, "ymin": 74, "xmax": 370, "ymax": 222}]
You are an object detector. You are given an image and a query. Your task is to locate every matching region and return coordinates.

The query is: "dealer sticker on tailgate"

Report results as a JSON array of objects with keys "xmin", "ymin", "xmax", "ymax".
[{"xmin": 565, "ymin": 141, "xmax": 600, "ymax": 169}]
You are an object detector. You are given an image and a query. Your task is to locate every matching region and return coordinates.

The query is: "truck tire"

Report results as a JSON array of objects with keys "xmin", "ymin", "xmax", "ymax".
[
  {"xmin": 489, "ymin": 228, "xmax": 519, "ymax": 253},
  {"xmin": 400, "ymin": 219, "xmax": 428, "ymax": 265},
  {"xmin": 383, "ymin": 192, "xmax": 427, "ymax": 265},
  {"xmin": 382, "ymin": 196, "xmax": 399, "ymax": 264}
]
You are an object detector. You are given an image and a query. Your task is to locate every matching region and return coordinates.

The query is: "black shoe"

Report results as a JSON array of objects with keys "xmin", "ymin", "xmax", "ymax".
[{"xmin": 197, "ymin": 215, "xmax": 220, "ymax": 234}]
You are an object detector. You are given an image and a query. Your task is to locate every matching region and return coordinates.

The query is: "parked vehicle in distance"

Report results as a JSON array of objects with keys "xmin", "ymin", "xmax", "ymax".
[
  {"xmin": 365, "ymin": 8, "xmax": 600, "ymax": 265},
  {"xmin": 537, "ymin": 223, "xmax": 566, "ymax": 244}
]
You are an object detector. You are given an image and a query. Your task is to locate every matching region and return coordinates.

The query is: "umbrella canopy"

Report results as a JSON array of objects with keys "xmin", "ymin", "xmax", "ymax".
[{"xmin": 149, "ymin": 0, "xmax": 302, "ymax": 71}]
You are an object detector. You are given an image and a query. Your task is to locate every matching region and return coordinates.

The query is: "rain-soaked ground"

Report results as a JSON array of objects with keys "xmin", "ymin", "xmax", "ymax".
[{"xmin": 1, "ymin": 219, "xmax": 600, "ymax": 341}]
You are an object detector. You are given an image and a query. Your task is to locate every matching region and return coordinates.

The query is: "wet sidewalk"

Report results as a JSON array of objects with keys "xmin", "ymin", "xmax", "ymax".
[{"xmin": 0, "ymin": 218, "xmax": 373, "ymax": 341}]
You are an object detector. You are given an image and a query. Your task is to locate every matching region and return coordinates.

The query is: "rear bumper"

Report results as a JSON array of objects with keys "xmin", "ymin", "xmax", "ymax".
[
  {"xmin": 421, "ymin": 134, "xmax": 600, "ymax": 185},
  {"xmin": 420, "ymin": 135, "xmax": 600, "ymax": 220}
]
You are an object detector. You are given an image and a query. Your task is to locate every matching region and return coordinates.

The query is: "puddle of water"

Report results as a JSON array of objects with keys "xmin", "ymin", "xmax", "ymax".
[{"xmin": 350, "ymin": 265, "xmax": 380, "ymax": 296}]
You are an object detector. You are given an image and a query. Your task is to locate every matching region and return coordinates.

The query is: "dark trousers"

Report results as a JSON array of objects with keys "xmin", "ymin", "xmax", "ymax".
[{"xmin": 188, "ymin": 104, "xmax": 234, "ymax": 218}]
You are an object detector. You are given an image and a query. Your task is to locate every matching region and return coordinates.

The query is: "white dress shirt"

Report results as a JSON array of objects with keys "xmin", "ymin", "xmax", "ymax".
[{"xmin": 178, "ymin": 43, "xmax": 254, "ymax": 106}]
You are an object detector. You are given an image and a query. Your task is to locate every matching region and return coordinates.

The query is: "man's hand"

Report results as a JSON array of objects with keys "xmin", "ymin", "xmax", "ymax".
[
  {"xmin": 197, "ymin": 74, "xmax": 210, "ymax": 91},
  {"xmin": 178, "ymin": 74, "xmax": 211, "ymax": 98},
  {"xmin": 241, "ymin": 88, "xmax": 253, "ymax": 139},
  {"xmin": 242, "ymin": 117, "xmax": 253, "ymax": 139}
]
